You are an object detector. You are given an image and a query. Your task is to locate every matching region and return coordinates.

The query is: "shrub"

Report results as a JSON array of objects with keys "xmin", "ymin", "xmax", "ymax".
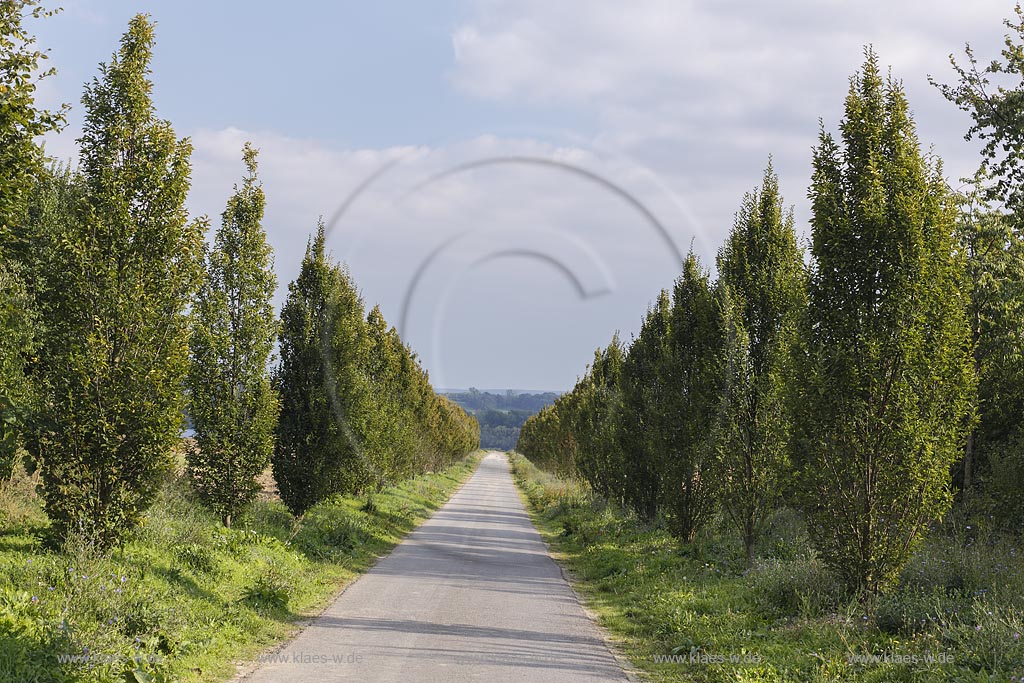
[
  {"xmin": 240, "ymin": 568, "xmax": 291, "ymax": 611},
  {"xmin": 174, "ymin": 543, "xmax": 215, "ymax": 574}
]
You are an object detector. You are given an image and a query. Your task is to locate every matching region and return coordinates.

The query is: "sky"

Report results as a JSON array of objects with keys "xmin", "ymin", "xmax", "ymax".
[{"xmin": 31, "ymin": 0, "xmax": 1017, "ymax": 391}]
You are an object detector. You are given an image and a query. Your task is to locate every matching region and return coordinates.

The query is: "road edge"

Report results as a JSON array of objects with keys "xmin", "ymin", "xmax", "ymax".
[
  {"xmin": 231, "ymin": 451, "xmax": 487, "ymax": 681},
  {"xmin": 502, "ymin": 452, "xmax": 647, "ymax": 683}
]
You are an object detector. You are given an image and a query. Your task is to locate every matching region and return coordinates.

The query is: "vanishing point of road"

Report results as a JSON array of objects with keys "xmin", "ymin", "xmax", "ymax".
[{"xmin": 240, "ymin": 451, "xmax": 630, "ymax": 682}]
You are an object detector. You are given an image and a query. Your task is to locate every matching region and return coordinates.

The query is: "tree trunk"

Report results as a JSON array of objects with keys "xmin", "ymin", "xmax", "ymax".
[{"xmin": 963, "ymin": 431, "xmax": 974, "ymax": 503}]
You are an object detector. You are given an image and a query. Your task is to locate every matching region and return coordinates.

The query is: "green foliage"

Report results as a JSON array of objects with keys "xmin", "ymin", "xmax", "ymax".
[
  {"xmin": 0, "ymin": 448, "xmax": 480, "ymax": 682},
  {"xmin": 953, "ymin": 192, "xmax": 1024, "ymax": 504},
  {"xmin": 790, "ymin": 50, "xmax": 976, "ymax": 593},
  {"xmin": 572, "ymin": 336, "xmax": 626, "ymax": 500},
  {"xmin": 24, "ymin": 15, "xmax": 204, "ymax": 547},
  {"xmin": 515, "ymin": 399, "xmax": 568, "ymax": 476},
  {"xmin": 0, "ymin": 0, "xmax": 65, "ymax": 240},
  {"xmin": 511, "ymin": 451, "xmax": 1024, "ymax": 683},
  {"xmin": 934, "ymin": 5, "xmax": 1024, "ymax": 533},
  {"xmin": 187, "ymin": 143, "xmax": 279, "ymax": 528},
  {"xmin": 0, "ymin": 0, "xmax": 63, "ymax": 483},
  {"xmin": 712, "ymin": 163, "xmax": 805, "ymax": 565},
  {"xmin": 975, "ymin": 432, "xmax": 1024, "ymax": 531},
  {"xmin": 0, "ymin": 261, "xmax": 35, "ymax": 478},
  {"xmin": 517, "ymin": 333, "xmax": 626, "ymax": 494},
  {"xmin": 273, "ymin": 224, "xmax": 478, "ymax": 516},
  {"xmin": 240, "ymin": 566, "xmax": 291, "ymax": 612},
  {"xmin": 448, "ymin": 388, "xmax": 559, "ymax": 413},
  {"xmin": 516, "ymin": 255, "xmax": 728, "ymax": 545},
  {"xmin": 273, "ymin": 223, "xmax": 364, "ymax": 515},
  {"xmin": 933, "ymin": 5, "xmax": 1024, "ymax": 214},
  {"xmin": 173, "ymin": 542, "xmax": 215, "ymax": 574},
  {"xmin": 618, "ymin": 290, "xmax": 672, "ymax": 521},
  {"xmin": 747, "ymin": 556, "xmax": 845, "ymax": 619},
  {"xmin": 0, "ymin": 588, "xmax": 74, "ymax": 683},
  {"xmin": 661, "ymin": 254, "xmax": 722, "ymax": 542}
]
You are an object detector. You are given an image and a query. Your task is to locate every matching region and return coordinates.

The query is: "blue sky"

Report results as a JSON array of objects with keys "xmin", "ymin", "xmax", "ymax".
[{"xmin": 32, "ymin": 0, "xmax": 1016, "ymax": 391}]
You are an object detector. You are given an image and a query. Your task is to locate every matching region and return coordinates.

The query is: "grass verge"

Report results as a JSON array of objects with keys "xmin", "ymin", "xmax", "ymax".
[
  {"xmin": 508, "ymin": 452, "xmax": 1024, "ymax": 683},
  {"xmin": 0, "ymin": 451, "xmax": 483, "ymax": 683}
]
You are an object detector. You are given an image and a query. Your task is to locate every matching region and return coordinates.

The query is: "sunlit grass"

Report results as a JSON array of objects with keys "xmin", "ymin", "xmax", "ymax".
[
  {"xmin": 0, "ymin": 452, "xmax": 483, "ymax": 683},
  {"xmin": 509, "ymin": 452, "xmax": 1024, "ymax": 683}
]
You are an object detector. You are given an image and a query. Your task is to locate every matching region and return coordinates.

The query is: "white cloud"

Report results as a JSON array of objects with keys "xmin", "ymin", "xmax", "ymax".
[
  {"xmin": 187, "ymin": 127, "xmax": 701, "ymax": 389},
  {"xmin": 31, "ymin": 1, "xmax": 1019, "ymax": 389},
  {"xmin": 448, "ymin": 0, "xmax": 1014, "ymax": 250},
  {"xmin": 450, "ymin": 0, "xmax": 1009, "ymax": 109}
]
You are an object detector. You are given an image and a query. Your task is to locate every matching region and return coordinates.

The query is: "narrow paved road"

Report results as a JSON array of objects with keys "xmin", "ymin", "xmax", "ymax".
[{"xmin": 240, "ymin": 451, "xmax": 629, "ymax": 682}]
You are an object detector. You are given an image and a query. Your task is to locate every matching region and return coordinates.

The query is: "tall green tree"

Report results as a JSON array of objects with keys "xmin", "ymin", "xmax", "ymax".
[
  {"xmin": 713, "ymin": 164, "xmax": 805, "ymax": 565},
  {"xmin": 273, "ymin": 222, "xmax": 366, "ymax": 515},
  {"xmin": 572, "ymin": 335, "xmax": 626, "ymax": 501},
  {"xmin": 618, "ymin": 291, "xmax": 671, "ymax": 521},
  {"xmin": 26, "ymin": 15, "xmax": 203, "ymax": 546},
  {"xmin": 790, "ymin": 50, "xmax": 976, "ymax": 593},
  {"xmin": 661, "ymin": 254, "xmax": 721, "ymax": 542},
  {"xmin": 187, "ymin": 144, "xmax": 279, "ymax": 527}
]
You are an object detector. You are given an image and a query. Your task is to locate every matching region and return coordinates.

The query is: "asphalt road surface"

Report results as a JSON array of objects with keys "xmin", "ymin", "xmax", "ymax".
[{"xmin": 240, "ymin": 451, "xmax": 629, "ymax": 682}]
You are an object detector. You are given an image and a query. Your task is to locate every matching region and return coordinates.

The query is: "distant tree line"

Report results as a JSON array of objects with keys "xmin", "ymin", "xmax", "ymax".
[
  {"xmin": 446, "ymin": 389, "xmax": 558, "ymax": 450},
  {"xmin": 448, "ymin": 388, "xmax": 559, "ymax": 414},
  {"xmin": 0, "ymin": 9, "xmax": 478, "ymax": 547},
  {"xmin": 475, "ymin": 410, "xmax": 534, "ymax": 450},
  {"xmin": 519, "ymin": 43, "xmax": 1024, "ymax": 594}
]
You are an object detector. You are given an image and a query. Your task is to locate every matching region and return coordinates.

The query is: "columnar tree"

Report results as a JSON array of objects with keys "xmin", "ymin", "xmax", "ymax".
[
  {"xmin": 29, "ymin": 15, "xmax": 203, "ymax": 546},
  {"xmin": 790, "ymin": 50, "xmax": 976, "ymax": 593},
  {"xmin": 618, "ymin": 291, "xmax": 671, "ymax": 521},
  {"xmin": 361, "ymin": 305, "xmax": 412, "ymax": 489},
  {"xmin": 662, "ymin": 254, "xmax": 722, "ymax": 542},
  {"xmin": 516, "ymin": 402, "xmax": 565, "ymax": 474},
  {"xmin": 273, "ymin": 223, "xmax": 363, "ymax": 515},
  {"xmin": 187, "ymin": 143, "xmax": 279, "ymax": 527},
  {"xmin": 713, "ymin": 164, "xmax": 805, "ymax": 565},
  {"xmin": 572, "ymin": 335, "xmax": 626, "ymax": 501}
]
